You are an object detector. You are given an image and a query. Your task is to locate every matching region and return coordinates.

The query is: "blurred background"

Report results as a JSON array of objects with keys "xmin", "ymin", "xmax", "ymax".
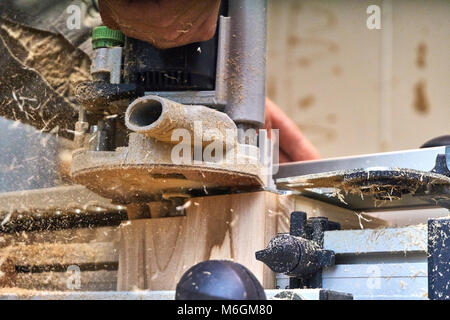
[{"xmin": 267, "ymin": 0, "xmax": 449, "ymax": 158}]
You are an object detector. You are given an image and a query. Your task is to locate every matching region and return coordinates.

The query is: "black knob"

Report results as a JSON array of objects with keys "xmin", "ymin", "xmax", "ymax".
[
  {"xmin": 256, "ymin": 233, "xmax": 335, "ymax": 277},
  {"xmin": 175, "ymin": 260, "xmax": 266, "ymax": 300},
  {"xmin": 255, "ymin": 234, "xmax": 301, "ymax": 273},
  {"xmin": 421, "ymin": 135, "xmax": 450, "ymax": 148}
]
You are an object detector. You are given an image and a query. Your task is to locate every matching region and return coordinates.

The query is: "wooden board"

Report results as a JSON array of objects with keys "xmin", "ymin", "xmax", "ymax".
[
  {"xmin": 1, "ymin": 243, "xmax": 117, "ymax": 266},
  {"xmin": 0, "ymin": 226, "xmax": 120, "ymax": 291},
  {"xmin": 293, "ymin": 196, "xmax": 389, "ymax": 230},
  {"xmin": 117, "ymin": 191, "xmax": 294, "ymax": 290},
  {"xmin": 13, "ymin": 270, "xmax": 117, "ymax": 292},
  {"xmin": 271, "ymin": 194, "xmax": 388, "ymax": 233},
  {"xmin": 0, "ymin": 191, "xmax": 388, "ymax": 293},
  {"xmin": 0, "ymin": 226, "xmax": 119, "ymax": 248},
  {"xmin": 0, "ymin": 185, "xmax": 121, "ymax": 215}
]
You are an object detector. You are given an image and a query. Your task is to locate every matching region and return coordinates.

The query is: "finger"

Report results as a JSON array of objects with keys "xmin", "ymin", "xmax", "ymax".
[
  {"xmin": 145, "ymin": 0, "xmax": 220, "ymax": 48},
  {"xmin": 113, "ymin": 25, "xmax": 157, "ymax": 47},
  {"xmin": 185, "ymin": 0, "xmax": 221, "ymax": 43},
  {"xmin": 105, "ymin": 0, "xmax": 190, "ymax": 29},
  {"xmin": 98, "ymin": 0, "xmax": 220, "ymax": 49},
  {"xmin": 278, "ymin": 150, "xmax": 292, "ymax": 164},
  {"xmin": 263, "ymin": 105, "xmax": 273, "ymax": 139},
  {"xmin": 266, "ymin": 98, "xmax": 321, "ymax": 161}
]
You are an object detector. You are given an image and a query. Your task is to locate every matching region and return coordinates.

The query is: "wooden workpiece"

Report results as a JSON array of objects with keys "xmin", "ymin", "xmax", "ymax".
[
  {"xmin": 0, "ymin": 226, "xmax": 120, "ymax": 291},
  {"xmin": 0, "ymin": 187, "xmax": 388, "ymax": 292},
  {"xmin": 117, "ymin": 191, "xmax": 289, "ymax": 290},
  {"xmin": 117, "ymin": 191, "xmax": 387, "ymax": 290},
  {"xmin": 0, "ymin": 185, "xmax": 122, "ymax": 215}
]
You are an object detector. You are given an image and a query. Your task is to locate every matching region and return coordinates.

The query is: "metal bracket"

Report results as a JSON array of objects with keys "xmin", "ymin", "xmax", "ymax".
[
  {"xmin": 256, "ymin": 211, "xmax": 339, "ymax": 289},
  {"xmin": 428, "ymin": 217, "xmax": 450, "ymax": 300}
]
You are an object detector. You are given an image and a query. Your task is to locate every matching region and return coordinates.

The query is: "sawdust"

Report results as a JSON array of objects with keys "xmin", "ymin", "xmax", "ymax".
[
  {"xmin": 280, "ymin": 167, "xmax": 450, "ymax": 208},
  {"xmin": 0, "ymin": 223, "xmax": 120, "ymax": 293},
  {"xmin": 0, "ymin": 287, "xmax": 42, "ymax": 299},
  {"xmin": 0, "ymin": 20, "xmax": 91, "ymax": 99}
]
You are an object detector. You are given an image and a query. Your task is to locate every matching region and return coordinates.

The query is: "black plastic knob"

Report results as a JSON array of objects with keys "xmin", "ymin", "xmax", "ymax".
[
  {"xmin": 175, "ymin": 260, "xmax": 266, "ymax": 300},
  {"xmin": 421, "ymin": 135, "xmax": 450, "ymax": 148}
]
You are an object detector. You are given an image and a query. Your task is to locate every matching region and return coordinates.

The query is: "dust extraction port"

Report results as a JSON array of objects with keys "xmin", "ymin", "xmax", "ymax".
[
  {"xmin": 125, "ymin": 95, "xmax": 236, "ymax": 145},
  {"xmin": 127, "ymin": 99, "xmax": 162, "ymax": 128}
]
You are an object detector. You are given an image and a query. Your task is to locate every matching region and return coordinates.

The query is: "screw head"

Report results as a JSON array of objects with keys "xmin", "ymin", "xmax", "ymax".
[{"xmin": 92, "ymin": 26, "xmax": 125, "ymax": 49}]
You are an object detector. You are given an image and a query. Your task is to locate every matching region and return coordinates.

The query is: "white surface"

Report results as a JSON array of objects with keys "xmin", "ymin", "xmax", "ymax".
[{"xmin": 324, "ymin": 225, "xmax": 427, "ymax": 254}]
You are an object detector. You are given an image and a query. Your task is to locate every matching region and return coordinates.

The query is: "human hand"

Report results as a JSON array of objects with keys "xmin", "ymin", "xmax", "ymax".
[
  {"xmin": 98, "ymin": 0, "xmax": 221, "ymax": 49},
  {"xmin": 264, "ymin": 98, "xmax": 321, "ymax": 163}
]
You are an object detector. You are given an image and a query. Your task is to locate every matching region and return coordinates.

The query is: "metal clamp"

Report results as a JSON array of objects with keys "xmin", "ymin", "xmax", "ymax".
[{"xmin": 256, "ymin": 211, "xmax": 339, "ymax": 289}]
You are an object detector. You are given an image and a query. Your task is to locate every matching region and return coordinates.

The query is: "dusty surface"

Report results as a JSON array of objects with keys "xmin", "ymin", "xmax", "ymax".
[
  {"xmin": 126, "ymin": 96, "xmax": 237, "ymax": 147},
  {"xmin": 0, "ymin": 20, "xmax": 91, "ymax": 99},
  {"xmin": 0, "ymin": 185, "xmax": 122, "ymax": 216},
  {"xmin": 278, "ymin": 167, "xmax": 450, "ymax": 208},
  {"xmin": 71, "ymin": 133, "xmax": 263, "ymax": 203},
  {"xmin": 0, "ymin": 223, "xmax": 122, "ymax": 293},
  {"xmin": 0, "ymin": 186, "xmax": 126, "ymax": 234},
  {"xmin": 0, "ymin": 20, "xmax": 83, "ymax": 135},
  {"xmin": 73, "ymin": 164, "xmax": 263, "ymax": 203}
]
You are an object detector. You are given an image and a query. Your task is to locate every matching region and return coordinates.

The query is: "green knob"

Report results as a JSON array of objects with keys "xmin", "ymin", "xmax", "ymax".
[{"xmin": 92, "ymin": 26, "xmax": 125, "ymax": 49}]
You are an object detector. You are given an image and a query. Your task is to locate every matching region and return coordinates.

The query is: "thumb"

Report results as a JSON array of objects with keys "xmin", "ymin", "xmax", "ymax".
[{"xmin": 98, "ymin": 0, "xmax": 121, "ymax": 30}]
